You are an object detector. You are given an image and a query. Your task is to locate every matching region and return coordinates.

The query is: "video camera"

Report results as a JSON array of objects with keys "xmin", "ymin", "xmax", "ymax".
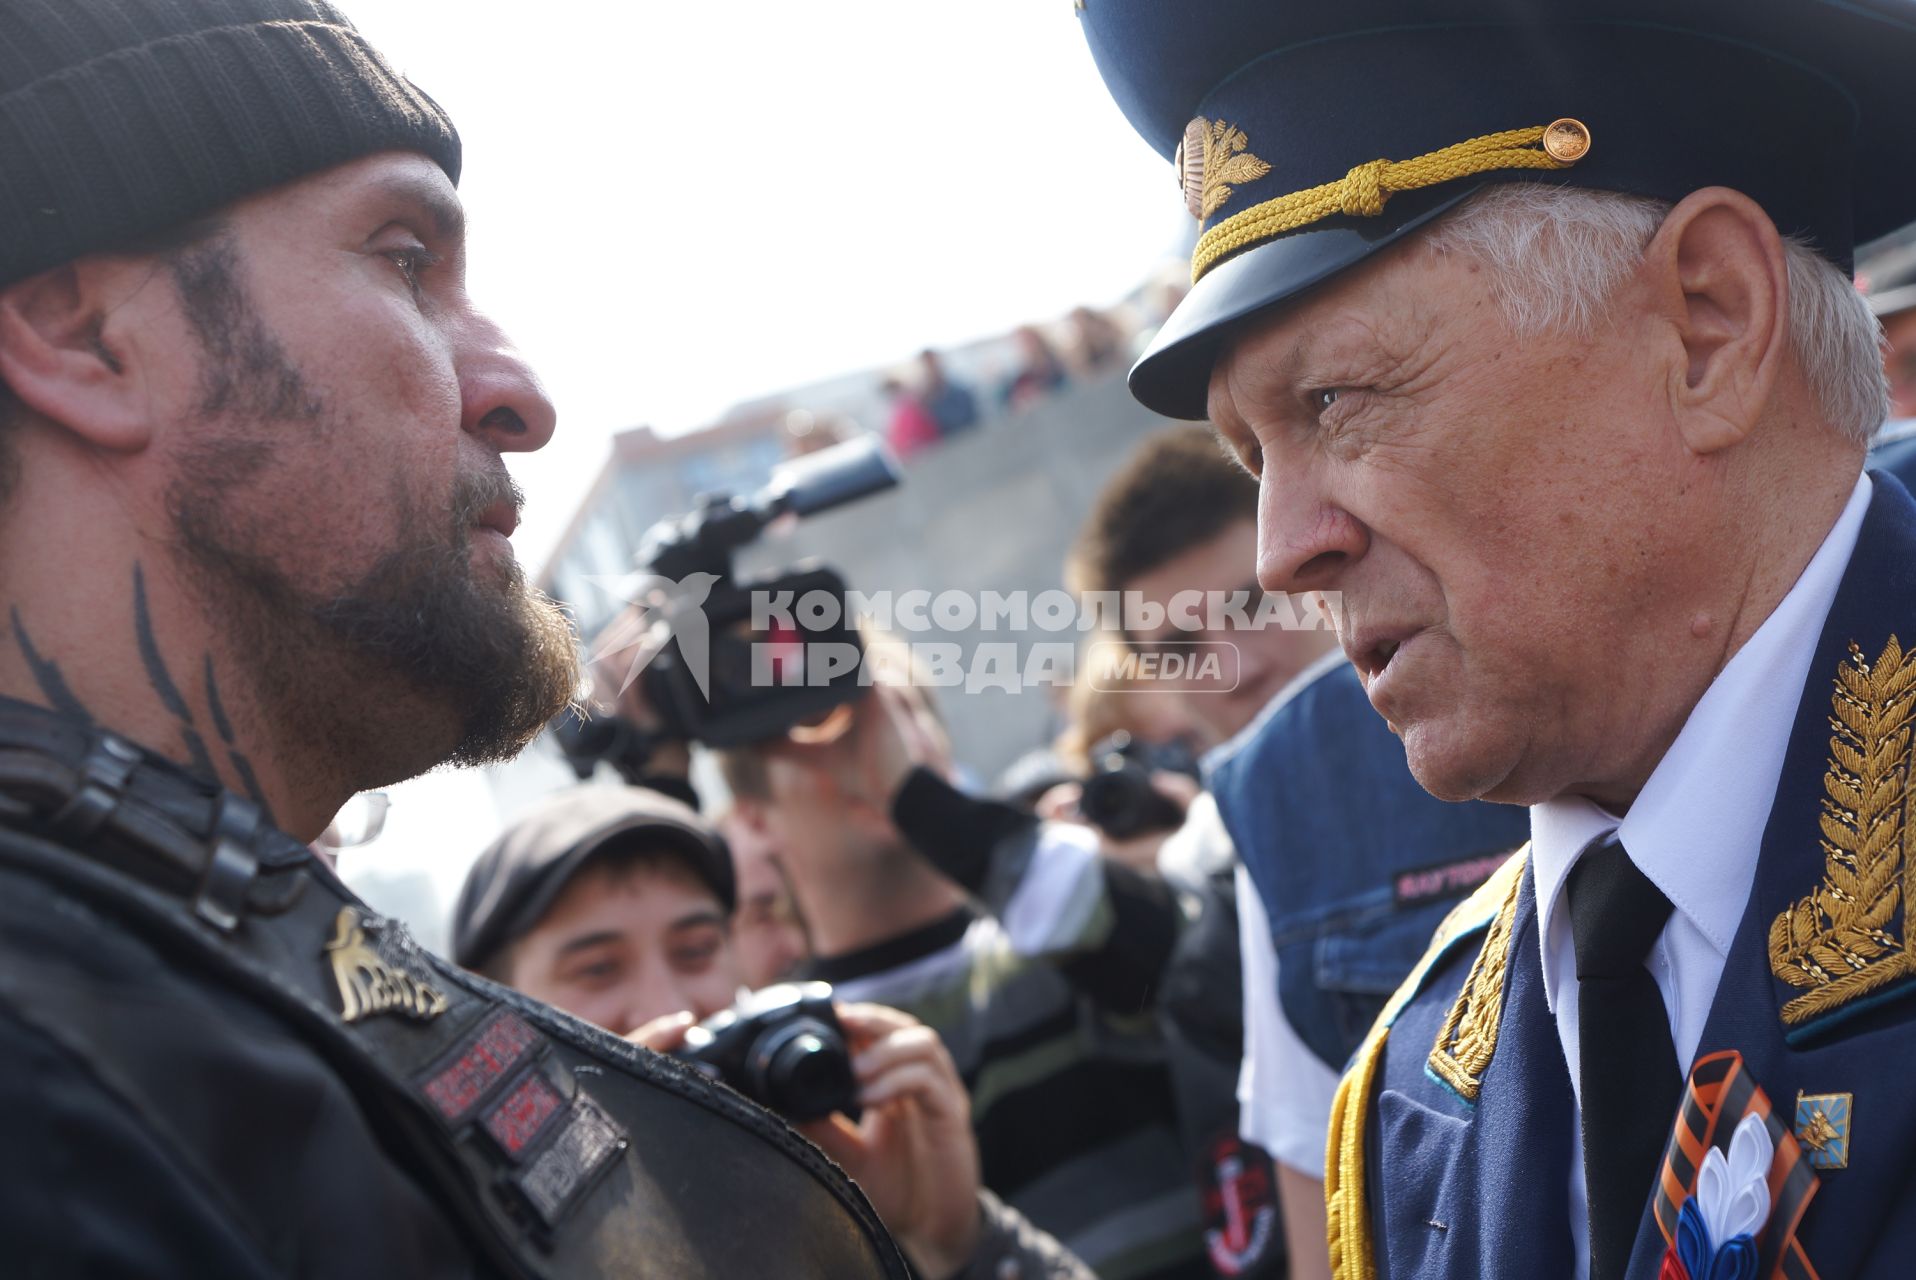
[{"xmin": 557, "ymin": 435, "xmax": 898, "ymax": 778}]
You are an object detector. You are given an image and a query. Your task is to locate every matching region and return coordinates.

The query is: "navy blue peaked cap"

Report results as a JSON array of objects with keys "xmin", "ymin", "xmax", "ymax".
[{"xmin": 1080, "ymin": 0, "xmax": 1916, "ymax": 419}]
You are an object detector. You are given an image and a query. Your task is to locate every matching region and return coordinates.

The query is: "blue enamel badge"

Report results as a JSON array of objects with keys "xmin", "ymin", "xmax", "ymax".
[{"xmin": 1794, "ymin": 1092, "xmax": 1852, "ymax": 1171}]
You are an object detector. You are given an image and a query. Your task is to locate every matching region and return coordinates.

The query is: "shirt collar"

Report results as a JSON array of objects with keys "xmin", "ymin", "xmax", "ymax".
[{"xmin": 1531, "ymin": 472, "xmax": 1873, "ymax": 1002}]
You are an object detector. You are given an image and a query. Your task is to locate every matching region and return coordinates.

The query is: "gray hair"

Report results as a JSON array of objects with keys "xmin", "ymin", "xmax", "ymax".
[{"xmin": 1425, "ymin": 184, "xmax": 1887, "ymax": 443}]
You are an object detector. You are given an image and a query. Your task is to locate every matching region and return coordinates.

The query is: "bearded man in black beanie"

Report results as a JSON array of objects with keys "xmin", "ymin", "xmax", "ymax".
[{"xmin": 0, "ymin": 3, "xmax": 920, "ymax": 1275}]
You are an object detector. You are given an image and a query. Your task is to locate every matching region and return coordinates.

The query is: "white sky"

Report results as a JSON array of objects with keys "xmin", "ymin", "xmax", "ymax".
[
  {"xmin": 333, "ymin": 0, "xmax": 1187, "ymax": 926},
  {"xmin": 348, "ymin": 0, "xmax": 1181, "ymax": 570}
]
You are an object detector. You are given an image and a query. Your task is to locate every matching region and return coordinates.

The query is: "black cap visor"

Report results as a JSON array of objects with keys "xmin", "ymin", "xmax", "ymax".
[{"xmin": 1130, "ymin": 182, "xmax": 1482, "ymax": 421}]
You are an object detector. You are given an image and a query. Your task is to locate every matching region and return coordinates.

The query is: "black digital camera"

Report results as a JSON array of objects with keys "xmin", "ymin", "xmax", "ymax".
[
  {"xmin": 673, "ymin": 981, "xmax": 859, "ymax": 1123},
  {"xmin": 1078, "ymin": 731, "xmax": 1201, "ymax": 840}
]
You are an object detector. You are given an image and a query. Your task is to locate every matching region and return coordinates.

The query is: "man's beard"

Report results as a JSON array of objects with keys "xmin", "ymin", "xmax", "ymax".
[
  {"xmin": 169, "ymin": 450, "xmax": 581, "ymax": 785},
  {"xmin": 160, "ymin": 236, "xmax": 579, "ymax": 786},
  {"xmin": 169, "ymin": 452, "xmax": 580, "ymax": 786}
]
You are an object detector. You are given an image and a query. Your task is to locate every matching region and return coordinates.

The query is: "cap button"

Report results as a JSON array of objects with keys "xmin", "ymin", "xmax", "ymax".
[
  {"xmin": 1542, "ymin": 118, "xmax": 1592, "ymax": 163},
  {"xmin": 1178, "ymin": 118, "xmax": 1209, "ymax": 220}
]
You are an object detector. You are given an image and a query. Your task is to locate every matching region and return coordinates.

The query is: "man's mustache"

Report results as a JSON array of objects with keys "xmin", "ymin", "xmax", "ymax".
[{"xmin": 452, "ymin": 468, "xmax": 524, "ymax": 528}]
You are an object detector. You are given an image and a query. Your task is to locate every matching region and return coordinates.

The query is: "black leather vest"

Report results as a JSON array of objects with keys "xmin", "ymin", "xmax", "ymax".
[{"xmin": 0, "ymin": 701, "xmax": 907, "ymax": 1279}]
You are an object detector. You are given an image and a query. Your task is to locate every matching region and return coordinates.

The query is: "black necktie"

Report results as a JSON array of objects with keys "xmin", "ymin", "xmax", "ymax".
[{"xmin": 1569, "ymin": 837, "xmax": 1681, "ymax": 1280}]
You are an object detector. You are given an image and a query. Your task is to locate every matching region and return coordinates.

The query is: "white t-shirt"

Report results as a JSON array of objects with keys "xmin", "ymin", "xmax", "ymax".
[{"xmin": 1235, "ymin": 860, "xmax": 1344, "ymax": 1177}]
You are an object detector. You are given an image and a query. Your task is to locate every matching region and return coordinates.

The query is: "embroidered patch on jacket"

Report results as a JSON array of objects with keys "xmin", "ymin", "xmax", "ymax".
[
  {"xmin": 1393, "ymin": 851, "xmax": 1512, "ymax": 906},
  {"xmin": 484, "ymin": 1070, "xmax": 567, "ymax": 1160},
  {"xmin": 323, "ymin": 906, "xmax": 449, "ymax": 1024},
  {"xmin": 1794, "ymin": 1091, "xmax": 1852, "ymax": 1171},
  {"xmin": 1425, "ymin": 856, "xmax": 1525, "ymax": 1102},
  {"xmin": 1198, "ymin": 1133, "xmax": 1278, "ymax": 1275},
  {"xmin": 1768, "ymin": 636, "xmax": 1916, "ymax": 1026},
  {"xmin": 420, "ymin": 1011, "xmax": 542, "ymax": 1124},
  {"xmin": 513, "ymin": 1093, "xmax": 628, "ymax": 1226}
]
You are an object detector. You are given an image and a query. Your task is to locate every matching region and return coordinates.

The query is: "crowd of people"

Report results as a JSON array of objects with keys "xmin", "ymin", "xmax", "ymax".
[
  {"xmin": 4, "ymin": 0, "xmax": 1916, "ymax": 1278},
  {"xmin": 880, "ymin": 306, "xmax": 1142, "ymax": 460}
]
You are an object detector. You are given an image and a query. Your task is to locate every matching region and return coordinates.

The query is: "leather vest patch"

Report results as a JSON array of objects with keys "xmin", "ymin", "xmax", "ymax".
[{"xmin": 324, "ymin": 906, "xmax": 449, "ymax": 1024}]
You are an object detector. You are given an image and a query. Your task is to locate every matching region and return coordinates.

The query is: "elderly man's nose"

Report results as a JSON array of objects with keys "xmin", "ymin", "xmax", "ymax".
[{"xmin": 1255, "ymin": 476, "xmax": 1369, "ymax": 594}]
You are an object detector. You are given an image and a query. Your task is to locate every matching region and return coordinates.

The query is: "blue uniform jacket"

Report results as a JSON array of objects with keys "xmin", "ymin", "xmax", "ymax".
[{"xmin": 1327, "ymin": 470, "xmax": 1916, "ymax": 1280}]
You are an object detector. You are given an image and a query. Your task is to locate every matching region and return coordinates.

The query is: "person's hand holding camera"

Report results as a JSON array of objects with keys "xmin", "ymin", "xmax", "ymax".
[
  {"xmin": 757, "ymin": 682, "xmax": 944, "ymax": 841},
  {"xmin": 797, "ymin": 1003, "xmax": 982, "ymax": 1280},
  {"xmin": 1034, "ymin": 770, "xmax": 1201, "ymax": 873},
  {"xmin": 628, "ymin": 999, "xmax": 983, "ymax": 1278},
  {"xmin": 626, "ymin": 1009, "xmax": 698, "ymax": 1053}
]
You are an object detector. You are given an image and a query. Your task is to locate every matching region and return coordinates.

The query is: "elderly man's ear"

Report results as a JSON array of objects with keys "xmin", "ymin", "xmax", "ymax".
[
  {"xmin": 1640, "ymin": 186, "xmax": 1791, "ymax": 457},
  {"xmin": 0, "ymin": 256, "xmax": 169, "ymax": 453}
]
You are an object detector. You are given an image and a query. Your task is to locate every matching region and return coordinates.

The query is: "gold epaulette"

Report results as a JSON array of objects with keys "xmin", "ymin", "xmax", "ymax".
[{"xmin": 1324, "ymin": 846, "xmax": 1530, "ymax": 1280}]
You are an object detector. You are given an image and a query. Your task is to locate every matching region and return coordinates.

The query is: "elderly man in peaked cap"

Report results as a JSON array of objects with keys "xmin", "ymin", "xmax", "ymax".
[{"xmin": 1080, "ymin": 1, "xmax": 1916, "ymax": 1278}]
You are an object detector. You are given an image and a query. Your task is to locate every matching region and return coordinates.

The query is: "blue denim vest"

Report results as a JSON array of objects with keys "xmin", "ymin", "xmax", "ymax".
[{"xmin": 1206, "ymin": 658, "xmax": 1530, "ymax": 1070}]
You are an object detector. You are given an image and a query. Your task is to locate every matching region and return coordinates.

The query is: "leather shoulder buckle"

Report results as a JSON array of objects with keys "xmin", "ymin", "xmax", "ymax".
[
  {"xmin": 195, "ymin": 793, "xmax": 263, "ymax": 933},
  {"xmin": 45, "ymin": 734, "xmax": 141, "ymax": 842}
]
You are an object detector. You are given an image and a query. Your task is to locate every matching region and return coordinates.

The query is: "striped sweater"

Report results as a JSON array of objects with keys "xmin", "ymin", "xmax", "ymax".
[{"xmin": 804, "ymin": 770, "xmax": 1209, "ymax": 1280}]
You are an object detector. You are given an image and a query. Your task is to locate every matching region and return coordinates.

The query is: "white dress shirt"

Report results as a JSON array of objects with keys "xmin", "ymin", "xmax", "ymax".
[{"xmin": 1528, "ymin": 471, "xmax": 1872, "ymax": 1277}]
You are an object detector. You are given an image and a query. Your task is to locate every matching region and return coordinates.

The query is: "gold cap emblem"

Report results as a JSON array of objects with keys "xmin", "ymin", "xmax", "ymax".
[
  {"xmin": 1542, "ymin": 118, "xmax": 1592, "ymax": 163},
  {"xmin": 1178, "ymin": 117, "xmax": 1271, "ymax": 222}
]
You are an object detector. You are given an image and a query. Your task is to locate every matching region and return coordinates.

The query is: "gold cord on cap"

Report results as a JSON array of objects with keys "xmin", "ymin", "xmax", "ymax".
[{"xmin": 1190, "ymin": 122, "xmax": 1587, "ymax": 282}]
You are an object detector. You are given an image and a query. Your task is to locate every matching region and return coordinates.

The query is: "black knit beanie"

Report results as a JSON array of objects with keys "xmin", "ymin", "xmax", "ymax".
[{"xmin": 0, "ymin": 0, "xmax": 461, "ymax": 290}]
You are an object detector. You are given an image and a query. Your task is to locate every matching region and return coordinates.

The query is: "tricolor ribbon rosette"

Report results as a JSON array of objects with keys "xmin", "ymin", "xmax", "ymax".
[{"xmin": 1653, "ymin": 1051, "xmax": 1821, "ymax": 1280}]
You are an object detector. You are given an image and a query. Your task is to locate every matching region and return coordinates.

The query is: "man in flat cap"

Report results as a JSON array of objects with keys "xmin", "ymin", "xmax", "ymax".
[
  {"xmin": 1079, "ymin": 1, "xmax": 1916, "ymax": 1277},
  {"xmin": 0, "ymin": 1, "xmax": 907, "ymax": 1274},
  {"xmin": 449, "ymin": 782, "xmax": 1097, "ymax": 1280}
]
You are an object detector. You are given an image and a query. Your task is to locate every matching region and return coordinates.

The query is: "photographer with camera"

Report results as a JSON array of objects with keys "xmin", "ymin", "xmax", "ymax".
[
  {"xmin": 717, "ymin": 673, "xmax": 1209, "ymax": 1280},
  {"xmin": 453, "ymin": 781, "xmax": 1092, "ymax": 1280},
  {"xmin": 1060, "ymin": 427, "xmax": 1337, "ymax": 1280}
]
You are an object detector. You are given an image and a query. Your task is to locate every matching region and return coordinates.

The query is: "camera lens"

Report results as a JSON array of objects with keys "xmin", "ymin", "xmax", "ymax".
[
  {"xmin": 751, "ymin": 1018, "xmax": 857, "ymax": 1122},
  {"xmin": 1080, "ymin": 767, "xmax": 1148, "ymax": 837},
  {"xmin": 1080, "ymin": 765, "xmax": 1184, "ymax": 840}
]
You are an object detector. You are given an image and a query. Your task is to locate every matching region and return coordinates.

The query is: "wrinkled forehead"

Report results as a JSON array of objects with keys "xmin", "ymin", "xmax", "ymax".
[{"xmin": 1206, "ymin": 231, "xmax": 1459, "ymax": 416}]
